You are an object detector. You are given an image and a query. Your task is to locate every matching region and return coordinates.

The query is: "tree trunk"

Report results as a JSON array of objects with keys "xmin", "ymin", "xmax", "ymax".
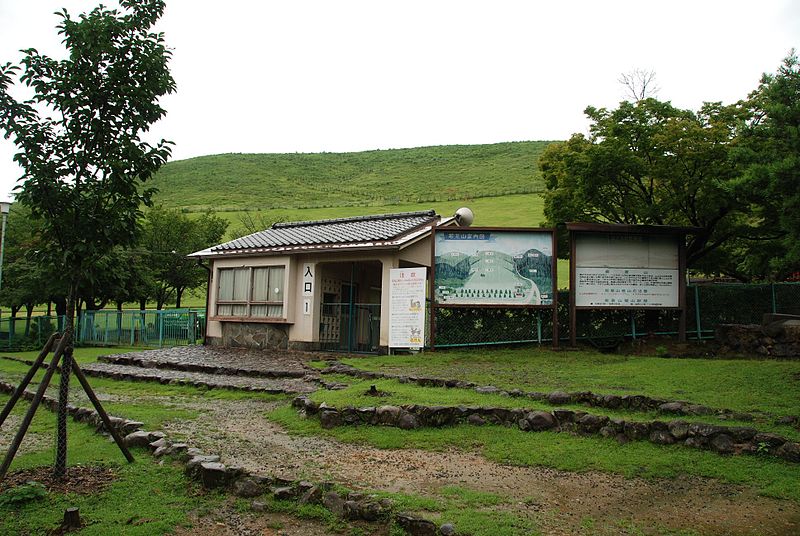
[
  {"xmin": 46, "ymin": 301, "xmax": 52, "ymax": 316},
  {"xmin": 24, "ymin": 303, "xmax": 33, "ymax": 337},
  {"xmin": 139, "ymin": 298, "xmax": 146, "ymax": 311},
  {"xmin": 54, "ymin": 282, "xmax": 77, "ymax": 479},
  {"xmin": 175, "ymin": 287, "xmax": 183, "ymax": 309},
  {"xmin": 53, "ymin": 296, "xmax": 67, "ymax": 332}
]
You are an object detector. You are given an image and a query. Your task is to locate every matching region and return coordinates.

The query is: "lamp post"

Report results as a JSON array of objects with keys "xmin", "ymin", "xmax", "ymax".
[
  {"xmin": 0, "ymin": 201, "xmax": 10, "ymax": 324},
  {"xmin": 0, "ymin": 201, "xmax": 10, "ymax": 295}
]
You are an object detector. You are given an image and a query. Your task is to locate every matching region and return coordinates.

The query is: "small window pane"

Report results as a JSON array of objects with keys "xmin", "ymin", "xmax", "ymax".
[
  {"xmin": 218, "ymin": 270, "xmax": 234, "ymax": 301},
  {"xmin": 252, "ymin": 268, "xmax": 269, "ymax": 301},
  {"xmin": 231, "ymin": 304, "xmax": 247, "ymax": 316},
  {"xmin": 268, "ymin": 266, "xmax": 285, "ymax": 302},
  {"xmin": 232, "ymin": 268, "xmax": 249, "ymax": 301},
  {"xmin": 251, "ymin": 304, "xmax": 283, "ymax": 318},
  {"xmin": 217, "ymin": 304, "xmax": 232, "ymax": 316}
]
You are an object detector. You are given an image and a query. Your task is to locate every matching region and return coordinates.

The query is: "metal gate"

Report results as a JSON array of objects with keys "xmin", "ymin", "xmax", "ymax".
[{"xmin": 319, "ymin": 302, "xmax": 380, "ymax": 353}]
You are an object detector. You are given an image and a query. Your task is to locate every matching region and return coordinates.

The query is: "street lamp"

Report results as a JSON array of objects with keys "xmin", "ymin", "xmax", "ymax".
[{"xmin": 0, "ymin": 201, "xmax": 10, "ymax": 296}]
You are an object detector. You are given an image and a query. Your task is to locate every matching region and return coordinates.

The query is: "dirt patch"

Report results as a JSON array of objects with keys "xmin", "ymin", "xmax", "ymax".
[
  {"xmin": 0, "ymin": 465, "xmax": 116, "ymax": 495},
  {"xmin": 164, "ymin": 399, "xmax": 800, "ymax": 536}
]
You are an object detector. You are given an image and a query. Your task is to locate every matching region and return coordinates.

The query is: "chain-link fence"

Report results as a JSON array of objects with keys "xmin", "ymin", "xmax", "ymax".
[{"xmin": 431, "ymin": 282, "xmax": 800, "ymax": 347}]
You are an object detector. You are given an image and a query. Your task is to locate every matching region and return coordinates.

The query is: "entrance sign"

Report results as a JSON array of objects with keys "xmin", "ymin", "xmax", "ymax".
[
  {"xmin": 574, "ymin": 234, "xmax": 679, "ymax": 308},
  {"xmin": 389, "ymin": 268, "xmax": 427, "ymax": 348},
  {"xmin": 302, "ymin": 263, "xmax": 314, "ymax": 296},
  {"xmin": 434, "ymin": 229, "xmax": 555, "ymax": 306}
]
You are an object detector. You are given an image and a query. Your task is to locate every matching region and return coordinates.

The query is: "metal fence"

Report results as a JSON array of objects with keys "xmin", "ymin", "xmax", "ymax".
[
  {"xmin": 432, "ymin": 282, "xmax": 800, "ymax": 347},
  {"xmin": 0, "ymin": 309, "xmax": 205, "ymax": 351}
]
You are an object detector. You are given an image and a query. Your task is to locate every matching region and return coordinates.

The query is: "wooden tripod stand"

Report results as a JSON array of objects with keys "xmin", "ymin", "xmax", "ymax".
[{"xmin": 0, "ymin": 333, "xmax": 134, "ymax": 483}]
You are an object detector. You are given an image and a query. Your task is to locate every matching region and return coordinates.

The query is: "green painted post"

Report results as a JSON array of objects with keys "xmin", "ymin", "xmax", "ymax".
[
  {"xmin": 130, "ymin": 313, "xmax": 135, "ymax": 346},
  {"xmin": 694, "ymin": 286, "xmax": 702, "ymax": 340},
  {"xmin": 630, "ymin": 311, "xmax": 637, "ymax": 340},
  {"xmin": 104, "ymin": 312, "xmax": 109, "ymax": 344},
  {"xmin": 536, "ymin": 311, "xmax": 542, "ymax": 344},
  {"xmin": 771, "ymin": 283, "xmax": 777, "ymax": 314},
  {"xmin": 158, "ymin": 310, "xmax": 164, "ymax": 348},
  {"xmin": 190, "ymin": 312, "xmax": 197, "ymax": 345}
]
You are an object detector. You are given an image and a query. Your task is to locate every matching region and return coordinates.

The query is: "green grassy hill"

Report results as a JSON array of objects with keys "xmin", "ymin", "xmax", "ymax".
[{"xmin": 150, "ymin": 141, "xmax": 553, "ymax": 212}]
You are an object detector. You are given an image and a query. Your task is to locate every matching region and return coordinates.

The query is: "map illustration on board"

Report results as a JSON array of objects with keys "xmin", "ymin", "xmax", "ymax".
[{"xmin": 434, "ymin": 230, "xmax": 553, "ymax": 306}]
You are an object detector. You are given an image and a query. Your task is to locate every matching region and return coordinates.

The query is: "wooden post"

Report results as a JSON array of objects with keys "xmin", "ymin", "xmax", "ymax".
[
  {"xmin": 569, "ymin": 230, "xmax": 577, "ymax": 347},
  {"xmin": 71, "ymin": 361, "xmax": 134, "ymax": 463},
  {"xmin": 0, "ymin": 335, "xmax": 69, "ymax": 482},
  {"xmin": 0, "ymin": 333, "xmax": 58, "ymax": 428},
  {"xmin": 62, "ymin": 507, "xmax": 81, "ymax": 529},
  {"xmin": 429, "ymin": 227, "xmax": 437, "ymax": 350},
  {"xmin": 551, "ymin": 230, "xmax": 559, "ymax": 348}
]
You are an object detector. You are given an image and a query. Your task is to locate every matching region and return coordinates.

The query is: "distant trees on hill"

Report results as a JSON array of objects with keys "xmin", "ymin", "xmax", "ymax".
[{"xmin": 541, "ymin": 52, "xmax": 800, "ymax": 282}]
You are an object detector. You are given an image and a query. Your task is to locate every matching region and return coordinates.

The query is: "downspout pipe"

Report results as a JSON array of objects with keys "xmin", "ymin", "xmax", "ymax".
[{"xmin": 197, "ymin": 258, "xmax": 212, "ymax": 345}]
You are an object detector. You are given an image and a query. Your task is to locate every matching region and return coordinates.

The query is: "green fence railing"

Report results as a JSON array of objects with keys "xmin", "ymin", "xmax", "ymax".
[{"xmin": 0, "ymin": 309, "xmax": 205, "ymax": 351}]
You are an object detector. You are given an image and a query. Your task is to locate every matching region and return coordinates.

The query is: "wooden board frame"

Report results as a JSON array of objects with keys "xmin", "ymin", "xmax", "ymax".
[
  {"xmin": 567, "ymin": 223, "xmax": 698, "ymax": 346},
  {"xmin": 429, "ymin": 226, "xmax": 559, "ymax": 349}
]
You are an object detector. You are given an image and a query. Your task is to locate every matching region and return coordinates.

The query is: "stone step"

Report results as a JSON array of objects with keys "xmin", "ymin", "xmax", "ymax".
[
  {"xmin": 82, "ymin": 362, "xmax": 317, "ymax": 394},
  {"xmin": 97, "ymin": 347, "xmax": 312, "ymax": 379}
]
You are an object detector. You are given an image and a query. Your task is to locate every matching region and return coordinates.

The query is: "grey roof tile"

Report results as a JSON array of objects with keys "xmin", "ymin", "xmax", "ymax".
[{"xmin": 210, "ymin": 210, "xmax": 437, "ymax": 253}]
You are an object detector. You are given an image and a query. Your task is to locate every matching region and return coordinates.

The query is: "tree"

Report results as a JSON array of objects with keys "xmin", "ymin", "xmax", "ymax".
[
  {"xmin": 618, "ymin": 68, "xmax": 660, "ymax": 102},
  {"xmin": 735, "ymin": 51, "xmax": 800, "ymax": 279},
  {"xmin": 0, "ymin": 0, "xmax": 174, "ymax": 476},
  {"xmin": 539, "ymin": 97, "xmax": 769, "ymax": 276},
  {"xmin": 139, "ymin": 207, "xmax": 228, "ymax": 308}
]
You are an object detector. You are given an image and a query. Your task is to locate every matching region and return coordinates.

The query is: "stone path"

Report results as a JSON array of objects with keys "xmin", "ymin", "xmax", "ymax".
[
  {"xmin": 80, "ymin": 346, "xmax": 326, "ymax": 394},
  {"xmin": 97, "ymin": 346, "xmax": 323, "ymax": 378},
  {"xmin": 81, "ymin": 362, "xmax": 319, "ymax": 394}
]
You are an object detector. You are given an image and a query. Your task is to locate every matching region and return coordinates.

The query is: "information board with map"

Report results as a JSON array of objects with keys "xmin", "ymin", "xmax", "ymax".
[{"xmin": 434, "ymin": 229, "xmax": 555, "ymax": 306}]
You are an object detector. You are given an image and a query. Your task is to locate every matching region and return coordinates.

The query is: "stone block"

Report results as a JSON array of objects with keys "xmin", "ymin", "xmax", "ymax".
[
  {"xmin": 233, "ymin": 477, "xmax": 264, "ymax": 498},
  {"xmin": 200, "ymin": 462, "xmax": 229, "ymax": 489},
  {"xmin": 548, "ymin": 391, "xmax": 571, "ymax": 405},
  {"xmin": 322, "ymin": 491, "xmax": 346, "ymax": 517},
  {"xmin": 668, "ymin": 420, "xmax": 690, "ymax": 440},
  {"xmin": 650, "ymin": 430, "xmax": 676, "ymax": 445},
  {"xmin": 395, "ymin": 513, "xmax": 438, "ymax": 536},
  {"xmin": 525, "ymin": 411, "xmax": 557, "ymax": 431},
  {"xmin": 319, "ymin": 409, "xmax": 341, "ymax": 429},
  {"xmin": 710, "ymin": 434, "xmax": 734, "ymax": 454},
  {"xmin": 123, "ymin": 431, "xmax": 152, "ymax": 448}
]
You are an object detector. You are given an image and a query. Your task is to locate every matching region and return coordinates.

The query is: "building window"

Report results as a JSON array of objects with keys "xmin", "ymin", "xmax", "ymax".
[{"xmin": 216, "ymin": 266, "xmax": 285, "ymax": 319}]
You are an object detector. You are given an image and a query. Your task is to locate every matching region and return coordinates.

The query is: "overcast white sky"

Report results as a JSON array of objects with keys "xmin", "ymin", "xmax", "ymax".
[{"xmin": 0, "ymin": 0, "xmax": 797, "ymax": 200}]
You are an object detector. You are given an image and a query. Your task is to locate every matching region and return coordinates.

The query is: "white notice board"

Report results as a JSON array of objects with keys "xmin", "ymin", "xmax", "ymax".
[
  {"xmin": 389, "ymin": 268, "xmax": 427, "ymax": 348},
  {"xmin": 574, "ymin": 233, "xmax": 680, "ymax": 308}
]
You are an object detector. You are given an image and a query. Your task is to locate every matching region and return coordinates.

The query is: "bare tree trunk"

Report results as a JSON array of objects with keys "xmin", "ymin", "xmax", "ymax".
[{"xmin": 175, "ymin": 287, "xmax": 183, "ymax": 309}]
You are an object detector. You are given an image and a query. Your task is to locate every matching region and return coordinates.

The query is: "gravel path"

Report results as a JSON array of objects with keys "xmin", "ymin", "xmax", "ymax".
[{"xmin": 164, "ymin": 398, "xmax": 800, "ymax": 536}]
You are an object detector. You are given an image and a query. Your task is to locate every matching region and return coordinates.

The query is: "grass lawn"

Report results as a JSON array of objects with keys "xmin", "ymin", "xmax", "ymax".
[
  {"xmin": 267, "ymin": 403, "xmax": 800, "ymax": 503},
  {"xmin": 0, "ymin": 388, "xmax": 225, "ymax": 535},
  {"xmin": 310, "ymin": 375, "xmax": 800, "ymax": 440},
  {"xmin": 338, "ymin": 347, "xmax": 800, "ymax": 418},
  {"xmin": 3, "ymin": 343, "xmax": 800, "ymax": 535}
]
